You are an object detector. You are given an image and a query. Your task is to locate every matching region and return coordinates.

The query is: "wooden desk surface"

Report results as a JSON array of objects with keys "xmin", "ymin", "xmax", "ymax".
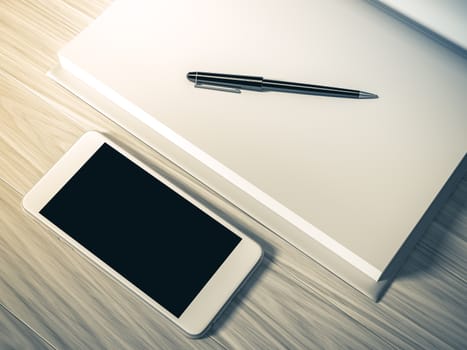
[{"xmin": 1, "ymin": 1, "xmax": 466, "ymax": 348}]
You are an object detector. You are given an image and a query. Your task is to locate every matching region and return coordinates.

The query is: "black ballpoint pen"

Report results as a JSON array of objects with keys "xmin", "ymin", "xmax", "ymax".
[{"xmin": 187, "ymin": 72, "xmax": 378, "ymax": 99}]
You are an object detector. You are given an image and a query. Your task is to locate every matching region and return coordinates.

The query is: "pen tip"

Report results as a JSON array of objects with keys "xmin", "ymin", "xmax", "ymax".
[{"xmin": 359, "ymin": 91, "xmax": 378, "ymax": 99}]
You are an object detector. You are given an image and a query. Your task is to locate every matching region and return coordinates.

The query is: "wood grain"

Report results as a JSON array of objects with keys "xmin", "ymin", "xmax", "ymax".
[
  {"xmin": 0, "ymin": 304, "xmax": 54, "ymax": 350},
  {"xmin": 1, "ymin": 0, "xmax": 466, "ymax": 349}
]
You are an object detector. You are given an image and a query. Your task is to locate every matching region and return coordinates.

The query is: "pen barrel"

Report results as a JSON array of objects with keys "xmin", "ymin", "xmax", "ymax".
[
  {"xmin": 262, "ymin": 79, "xmax": 360, "ymax": 98},
  {"xmin": 188, "ymin": 72, "xmax": 263, "ymax": 91}
]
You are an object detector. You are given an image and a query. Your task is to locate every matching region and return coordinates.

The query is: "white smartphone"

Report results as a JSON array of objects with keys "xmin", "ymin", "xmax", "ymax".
[{"xmin": 22, "ymin": 131, "xmax": 262, "ymax": 338}]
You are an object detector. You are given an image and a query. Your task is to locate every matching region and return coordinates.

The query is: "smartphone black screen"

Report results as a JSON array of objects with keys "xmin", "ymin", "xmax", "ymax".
[{"xmin": 40, "ymin": 143, "xmax": 241, "ymax": 317}]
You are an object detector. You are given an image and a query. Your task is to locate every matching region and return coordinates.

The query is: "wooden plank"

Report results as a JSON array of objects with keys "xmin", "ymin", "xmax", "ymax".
[
  {"xmin": 0, "ymin": 304, "xmax": 54, "ymax": 350},
  {"xmin": 0, "ymin": 71, "xmax": 85, "ymax": 192},
  {"xmin": 58, "ymin": 0, "xmax": 110, "ymax": 19},
  {"xmin": 0, "ymin": 0, "xmax": 98, "ymax": 72},
  {"xmin": 0, "ymin": 0, "xmax": 466, "ymax": 349}
]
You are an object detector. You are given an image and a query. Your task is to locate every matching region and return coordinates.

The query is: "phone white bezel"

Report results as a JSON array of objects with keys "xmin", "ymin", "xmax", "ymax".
[{"xmin": 22, "ymin": 131, "xmax": 263, "ymax": 337}]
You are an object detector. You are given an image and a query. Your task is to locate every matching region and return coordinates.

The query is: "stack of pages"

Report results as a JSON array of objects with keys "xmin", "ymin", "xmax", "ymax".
[{"xmin": 50, "ymin": 0, "xmax": 467, "ymax": 300}]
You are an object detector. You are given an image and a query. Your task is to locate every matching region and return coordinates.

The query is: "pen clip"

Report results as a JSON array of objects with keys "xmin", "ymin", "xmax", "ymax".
[{"xmin": 194, "ymin": 82, "xmax": 241, "ymax": 94}]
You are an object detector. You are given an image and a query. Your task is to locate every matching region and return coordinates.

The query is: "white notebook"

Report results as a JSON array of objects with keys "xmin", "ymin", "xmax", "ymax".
[{"xmin": 50, "ymin": 0, "xmax": 467, "ymax": 299}]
